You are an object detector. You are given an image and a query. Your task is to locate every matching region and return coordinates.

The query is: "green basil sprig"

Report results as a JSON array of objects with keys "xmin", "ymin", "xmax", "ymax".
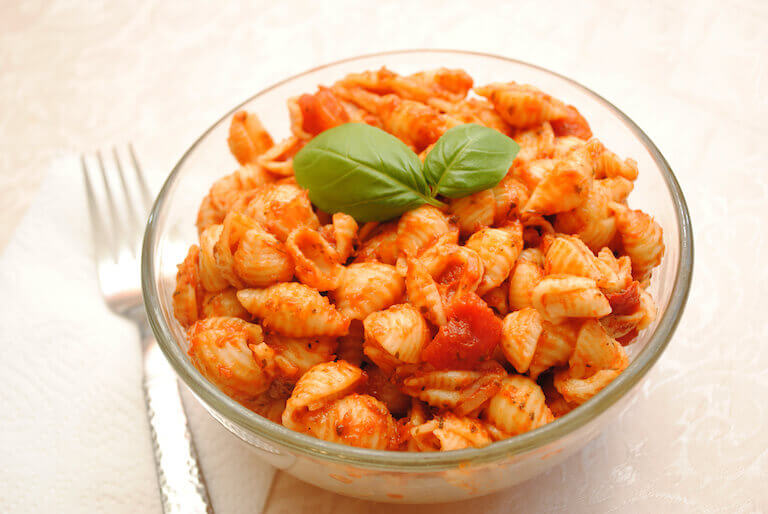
[
  {"xmin": 294, "ymin": 122, "xmax": 519, "ymax": 222},
  {"xmin": 423, "ymin": 123, "xmax": 520, "ymax": 198},
  {"xmin": 293, "ymin": 123, "xmax": 443, "ymax": 222}
]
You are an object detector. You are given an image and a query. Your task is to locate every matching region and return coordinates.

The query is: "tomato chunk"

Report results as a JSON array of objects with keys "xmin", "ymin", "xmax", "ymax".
[
  {"xmin": 605, "ymin": 281, "xmax": 640, "ymax": 316},
  {"xmin": 422, "ymin": 293, "xmax": 502, "ymax": 369},
  {"xmin": 616, "ymin": 328, "xmax": 638, "ymax": 346},
  {"xmin": 550, "ymin": 105, "xmax": 592, "ymax": 140},
  {"xmin": 298, "ymin": 87, "xmax": 350, "ymax": 136}
]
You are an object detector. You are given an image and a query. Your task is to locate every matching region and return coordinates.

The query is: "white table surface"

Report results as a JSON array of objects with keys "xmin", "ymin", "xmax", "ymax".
[{"xmin": 1, "ymin": 1, "xmax": 767, "ymax": 512}]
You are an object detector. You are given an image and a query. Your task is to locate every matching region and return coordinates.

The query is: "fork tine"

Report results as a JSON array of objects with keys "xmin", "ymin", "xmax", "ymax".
[
  {"xmin": 96, "ymin": 150, "xmax": 128, "ymax": 259},
  {"xmin": 82, "ymin": 155, "xmax": 114, "ymax": 262},
  {"xmin": 128, "ymin": 143, "xmax": 153, "ymax": 213},
  {"xmin": 84, "ymin": 145, "xmax": 157, "ymax": 313},
  {"xmin": 113, "ymin": 146, "xmax": 142, "ymax": 253}
]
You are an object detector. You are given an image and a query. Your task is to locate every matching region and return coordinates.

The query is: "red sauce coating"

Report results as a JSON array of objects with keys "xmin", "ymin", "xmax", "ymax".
[
  {"xmin": 436, "ymin": 260, "xmax": 464, "ymax": 286},
  {"xmin": 299, "ymin": 87, "xmax": 349, "ymax": 136},
  {"xmin": 422, "ymin": 293, "xmax": 502, "ymax": 369},
  {"xmin": 616, "ymin": 328, "xmax": 638, "ymax": 346},
  {"xmin": 551, "ymin": 105, "xmax": 592, "ymax": 140},
  {"xmin": 605, "ymin": 281, "xmax": 641, "ymax": 316}
]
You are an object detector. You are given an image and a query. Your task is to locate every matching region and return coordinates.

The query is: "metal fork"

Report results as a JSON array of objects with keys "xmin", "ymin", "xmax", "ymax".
[{"xmin": 82, "ymin": 146, "xmax": 214, "ymax": 514}]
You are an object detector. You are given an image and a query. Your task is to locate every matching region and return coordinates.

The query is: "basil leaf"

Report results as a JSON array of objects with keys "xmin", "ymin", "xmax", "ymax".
[
  {"xmin": 423, "ymin": 123, "xmax": 519, "ymax": 198},
  {"xmin": 294, "ymin": 123, "xmax": 441, "ymax": 222}
]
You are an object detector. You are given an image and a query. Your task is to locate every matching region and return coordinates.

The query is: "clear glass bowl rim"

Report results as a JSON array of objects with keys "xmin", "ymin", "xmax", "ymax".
[{"xmin": 141, "ymin": 49, "xmax": 693, "ymax": 471}]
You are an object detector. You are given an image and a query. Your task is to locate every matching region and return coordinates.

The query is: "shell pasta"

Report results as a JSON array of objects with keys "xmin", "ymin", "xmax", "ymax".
[{"xmin": 173, "ymin": 66, "xmax": 664, "ymax": 451}]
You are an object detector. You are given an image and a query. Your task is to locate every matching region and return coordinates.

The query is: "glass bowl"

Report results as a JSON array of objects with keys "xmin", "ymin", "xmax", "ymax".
[{"xmin": 141, "ymin": 50, "xmax": 693, "ymax": 503}]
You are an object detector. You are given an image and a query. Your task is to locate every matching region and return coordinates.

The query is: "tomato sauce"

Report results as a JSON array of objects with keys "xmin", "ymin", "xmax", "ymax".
[
  {"xmin": 422, "ymin": 293, "xmax": 502, "ymax": 369},
  {"xmin": 616, "ymin": 328, "xmax": 638, "ymax": 346},
  {"xmin": 299, "ymin": 87, "xmax": 349, "ymax": 136},
  {"xmin": 550, "ymin": 105, "xmax": 592, "ymax": 140},
  {"xmin": 435, "ymin": 260, "xmax": 464, "ymax": 286},
  {"xmin": 605, "ymin": 281, "xmax": 641, "ymax": 315}
]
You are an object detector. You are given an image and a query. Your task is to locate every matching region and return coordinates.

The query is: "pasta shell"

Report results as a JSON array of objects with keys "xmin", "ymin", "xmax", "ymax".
[
  {"xmin": 200, "ymin": 288, "xmax": 249, "ymax": 320},
  {"xmin": 613, "ymin": 204, "xmax": 665, "ymax": 282},
  {"xmin": 429, "ymin": 97, "xmax": 511, "ymax": 134},
  {"xmin": 595, "ymin": 248, "xmax": 633, "ymax": 293},
  {"xmin": 198, "ymin": 224, "xmax": 229, "ymax": 292},
  {"xmin": 544, "ymin": 234, "xmax": 601, "ymax": 280},
  {"xmin": 419, "ymin": 243, "xmax": 484, "ymax": 301},
  {"xmin": 256, "ymin": 136, "xmax": 305, "ymax": 177},
  {"xmin": 600, "ymin": 288, "xmax": 656, "ymax": 341},
  {"xmin": 301, "ymin": 394, "xmax": 400, "ymax": 450},
  {"xmin": 283, "ymin": 360, "xmax": 365, "ymax": 426},
  {"xmin": 508, "ymin": 248, "xmax": 544, "ymax": 310},
  {"xmin": 337, "ymin": 67, "xmax": 473, "ymax": 103},
  {"xmin": 531, "ymin": 275, "xmax": 611, "ymax": 323},
  {"xmin": 528, "ymin": 320, "xmax": 579, "ymax": 380},
  {"xmin": 267, "ymin": 334, "xmax": 338, "ymax": 382},
  {"xmin": 521, "ymin": 213, "xmax": 556, "ymax": 248},
  {"xmin": 332, "ymin": 262, "xmax": 404, "ymax": 320},
  {"xmin": 554, "ymin": 185, "xmax": 617, "ymax": 252},
  {"xmin": 569, "ymin": 320, "xmax": 628, "ymax": 379},
  {"xmin": 595, "ymin": 176, "xmax": 634, "ymax": 203},
  {"xmin": 212, "ymin": 164, "xmax": 275, "ymax": 211},
  {"xmin": 335, "ymin": 87, "xmax": 452, "ymax": 151},
  {"xmin": 173, "ymin": 245, "xmax": 203, "ymax": 328},
  {"xmin": 212, "ymin": 212, "xmax": 256, "ymax": 288},
  {"xmin": 196, "ymin": 163, "xmax": 277, "ymax": 236},
  {"xmin": 465, "ymin": 225, "xmax": 523, "ymax": 296},
  {"xmin": 396, "ymin": 205, "xmax": 453, "ymax": 257},
  {"xmin": 401, "ymin": 363, "xmax": 505, "ymax": 416},
  {"xmin": 354, "ymin": 221, "xmax": 399, "ymax": 265},
  {"xmin": 407, "ymin": 398, "xmax": 430, "ymax": 427},
  {"xmin": 449, "ymin": 189, "xmax": 495, "ymax": 236},
  {"xmin": 524, "ymin": 145, "xmax": 593, "ymax": 215},
  {"xmin": 512, "ymin": 122, "xmax": 555, "ymax": 166},
  {"xmin": 475, "ymin": 82, "xmax": 569, "ymax": 128},
  {"xmin": 550, "ymin": 105, "xmax": 592, "ymax": 140},
  {"xmin": 590, "ymin": 140, "xmax": 639, "ymax": 180},
  {"xmin": 490, "ymin": 176, "xmax": 529, "ymax": 225},
  {"xmin": 552, "ymin": 136, "xmax": 585, "ymax": 158},
  {"xmin": 329, "ymin": 213, "xmax": 358, "ymax": 263},
  {"xmin": 227, "ymin": 111, "xmax": 274, "ymax": 165},
  {"xmin": 233, "ymin": 223, "xmax": 293, "ymax": 287},
  {"xmin": 237, "ymin": 283, "xmax": 350, "ymax": 337},
  {"xmin": 635, "ymin": 289, "xmax": 657, "ymax": 331},
  {"xmin": 286, "ymin": 227, "xmax": 343, "ymax": 291},
  {"xmin": 187, "ymin": 317, "xmax": 275, "ymax": 401},
  {"xmin": 244, "ymin": 183, "xmax": 319, "ymax": 242},
  {"xmin": 514, "ymin": 158, "xmax": 555, "ymax": 192},
  {"xmin": 405, "ymin": 256, "xmax": 447, "ymax": 326},
  {"xmin": 363, "ymin": 304, "xmax": 430, "ymax": 371},
  {"xmin": 500, "ymin": 307, "xmax": 543, "ymax": 374},
  {"xmin": 213, "ymin": 211, "xmax": 293, "ymax": 289},
  {"xmin": 411, "ymin": 414, "xmax": 494, "ymax": 451},
  {"xmin": 553, "ymin": 367, "xmax": 624, "ymax": 405},
  {"xmin": 196, "ymin": 194, "xmax": 224, "ymax": 236},
  {"xmin": 484, "ymin": 375, "xmax": 554, "ymax": 436}
]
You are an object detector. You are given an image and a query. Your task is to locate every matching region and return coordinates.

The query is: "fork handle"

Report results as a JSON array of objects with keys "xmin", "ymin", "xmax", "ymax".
[{"xmin": 143, "ymin": 334, "xmax": 214, "ymax": 514}]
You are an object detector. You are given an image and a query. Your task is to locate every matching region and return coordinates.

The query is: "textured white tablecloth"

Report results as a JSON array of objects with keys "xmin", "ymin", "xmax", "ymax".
[{"xmin": 1, "ymin": 1, "xmax": 766, "ymax": 512}]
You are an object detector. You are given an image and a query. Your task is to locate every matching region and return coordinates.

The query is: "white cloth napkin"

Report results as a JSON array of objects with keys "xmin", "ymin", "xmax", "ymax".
[{"xmin": 0, "ymin": 155, "xmax": 275, "ymax": 513}]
